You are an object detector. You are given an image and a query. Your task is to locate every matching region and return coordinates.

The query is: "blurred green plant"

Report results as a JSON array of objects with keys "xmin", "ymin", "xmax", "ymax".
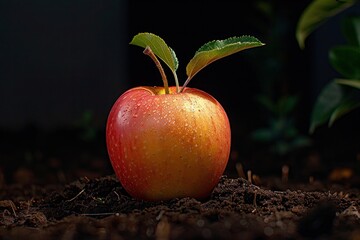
[
  {"xmin": 249, "ymin": 1, "xmax": 312, "ymax": 156},
  {"xmin": 251, "ymin": 95, "xmax": 312, "ymax": 155},
  {"xmin": 76, "ymin": 110, "xmax": 98, "ymax": 142},
  {"xmin": 296, "ymin": 0, "xmax": 360, "ymax": 133}
]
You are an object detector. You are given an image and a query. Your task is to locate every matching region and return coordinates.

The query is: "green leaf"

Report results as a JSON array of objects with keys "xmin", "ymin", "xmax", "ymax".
[
  {"xmin": 309, "ymin": 80, "xmax": 343, "ymax": 133},
  {"xmin": 329, "ymin": 46, "xmax": 360, "ymax": 79},
  {"xmin": 277, "ymin": 95, "xmax": 299, "ymax": 116},
  {"xmin": 296, "ymin": 0, "xmax": 357, "ymax": 49},
  {"xmin": 256, "ymin": 95, "xmax": 276, "ymax": 113},
  {"xmin": 169, "ymin": 47, "xmax": 179, "ymax": 71},
  {"xmin": 130, "ymin": 32, "xmax": 179, "ymax": 72},
  {"xmin": 329, "ymin": 98, "xmax": 360, "ymax": 126},
  {"xmin": 291, "ymin": 136, "xmax": 313, "ymax": 149},
  {"xmin": 186, "ymin": 36, "xmax": 265, "ymax": 81},
  {"xmin": 256, "ymin": 95, "xmax": 298, "ymax": 116},
  {"xmin": 336, "ymin": 78, "xmax": 360, "ymax": 89},
  {"xmin": 251, "ymin": 128, "xmax": 274, "ymax": 142},
  {"xmin": 341, "ymin": 15, "xmax": 360, "ymax": 46}
]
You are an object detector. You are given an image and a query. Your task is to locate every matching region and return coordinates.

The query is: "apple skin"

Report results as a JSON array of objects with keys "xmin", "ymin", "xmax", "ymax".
[{"xmin": 106, "ymin": 86, "xmax": 231, "ymax": 201}]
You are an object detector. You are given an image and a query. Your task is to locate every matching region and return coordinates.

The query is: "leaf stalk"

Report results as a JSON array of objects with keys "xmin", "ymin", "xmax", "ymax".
[
  {"xmin": 179, "ymin": 76, "xmax": 193, "ymax": 93},
  {"xmin": 172, "ymin": 71, "xmax": 180, "ymax": 93},
  {"xmin": 143, "ymin": 46, "xmax": 169, "ymax": 94}
]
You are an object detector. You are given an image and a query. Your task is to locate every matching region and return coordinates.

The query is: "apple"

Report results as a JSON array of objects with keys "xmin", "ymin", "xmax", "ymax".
[
  {"xmin": 106, "ymin": 86, "xmax": 230, "ymax": 201},
  {"xmin": 106, "ymin": 33, "xmax": 264, "ymax": 201}
]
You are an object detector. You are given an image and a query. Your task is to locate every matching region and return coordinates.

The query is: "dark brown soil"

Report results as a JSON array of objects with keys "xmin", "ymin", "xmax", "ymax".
[
  {"xmin": 1, "ymin": 174, "xmax": 360, "ymax": 240},
  {"xmin": 1, "ymin": 126, "xmax": 360, "ymax": 239}
]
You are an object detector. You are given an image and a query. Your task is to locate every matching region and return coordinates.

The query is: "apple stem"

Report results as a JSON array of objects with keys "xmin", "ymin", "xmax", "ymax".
[
  {"xmin": 179, "ymin": 76, "xmax": 193, "ymax": 93},
  {"xmin": 143, "ymin": 46, "xmax": 169, "ymax": 94}
]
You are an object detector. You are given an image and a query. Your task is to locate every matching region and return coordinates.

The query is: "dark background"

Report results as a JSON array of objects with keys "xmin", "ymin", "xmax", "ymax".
[{"xmin": 1, "ymin": 0, "xmax": 359, "ymax": 184}]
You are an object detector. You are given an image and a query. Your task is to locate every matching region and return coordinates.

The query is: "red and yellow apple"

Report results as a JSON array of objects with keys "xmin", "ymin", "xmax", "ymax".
[
  {"xmin": 106, "ymin": 86, "xmax": 231, "ymax": 201},
  {"xmin": 105, "ymin": 32, "xmax": 264, "ymax": 201}
]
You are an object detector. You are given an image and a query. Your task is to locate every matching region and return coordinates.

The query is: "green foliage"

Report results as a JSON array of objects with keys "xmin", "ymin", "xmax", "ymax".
[
  {"xmin": 76, "ymin": 110, "xmax": 98, "ymax": 142},
  {"xmin": 252, "ymin": 95, "xmax": 312, "ymax": 156},
  {"xmin": 309, "ymin": 81, "xmax": 343, "ymax": 133},
  {"xmin": 130, "ymin": 32, "xmax": 264, "ymax": 92},
  {"xmin": 337, "ymin": 78, "xmax": 360, "ymax": 89},
  {"xmin": 296, "ymin": 0, "xmax": 357, "ymax": 49},
  {"xmin": 342, "ymin": 15, "xmax": 360, "ymax": 45},
  {"xmin": 130, "ymin": 33, "xmax": 180, "ymax": 91},
  {"xmin": 296, "ymin": 1, "xmax": 360, "ymax": 133},
  {"xmin": 186, "ymin": 36, "xmax": 264, "ymax": 81},
  {"xmin": 130, "ymin": 33, "xmax": 179, "ymax": 72},
  {"xmin": 330, "ymin": 46, "xmax": 360, "ymax": 79},
  {"xmin": 247, "ymin": 1, "xmax": 313, "ymax": 156}
]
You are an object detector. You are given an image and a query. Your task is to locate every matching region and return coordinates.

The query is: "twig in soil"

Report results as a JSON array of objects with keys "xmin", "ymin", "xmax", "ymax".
[
  {"xmin": 252, "ymin": 190, "xmax": 258, "ymax": 213},
  {"xmin": 247, "ymin": 170, "xmax": 252, "ymax": 184},
  {"xmin": 66, "ymin": 189, "xmax": 85, "ymax": 202},
  {"xmin": 236, "ymin": 163, "xmax": 246, "ymax": 179},
  {"xmin": 340, "ymin": 205, "xmax": 360, "ymax": 218},
  {"xmin": 21, "ymin": 199, "xmax": 35, "ymax": 215},
  {"xmin": 309, "ymin": 176, "xmax": 314, "ymax": 184},
  {"xmin": 237, "ymin": 164, "xmax": 262, "ymax": 186},
  {"xmin": 156, "ymin": 210, "xmax": 165, "ymax": 221},
  {"xmin": 252, "ymin": 174, "xmax": 262, "ymax": 186},
  {"xmin": 24, "ymin": 211, "xmax": 47, "ymax": 226},
  {"xmin": 0, "ymin": 200, "xmax": 17, "ymax": 217},
  {"xmin": 113, "ymin": 191, "xmax": 120, "ymax": 201},
  {"xmin": 282, "ymin": 165, "xmax": 289, "ymax": 183}
]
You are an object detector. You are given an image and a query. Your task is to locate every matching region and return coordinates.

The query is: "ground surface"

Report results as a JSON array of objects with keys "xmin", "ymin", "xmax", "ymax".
[
  {"xmin": 1, "ymin": 127, "xmax": 360, "ymax": 239},
  {"xmin": 1, "ymin": 174, "xmax": 360, "ymax": 240}
]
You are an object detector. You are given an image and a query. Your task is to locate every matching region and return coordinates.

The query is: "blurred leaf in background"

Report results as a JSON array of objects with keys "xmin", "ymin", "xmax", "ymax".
[
  {"xmin": 296, "ymin": 0, "xmax": 360, "ymax": 133},
  {"xmin": 249, "ymin": 1, "xmax": 313, "ymax": 156},
  {"xmin": 252, "ymin": 95, "xmax": 312, "ymax": 156}
]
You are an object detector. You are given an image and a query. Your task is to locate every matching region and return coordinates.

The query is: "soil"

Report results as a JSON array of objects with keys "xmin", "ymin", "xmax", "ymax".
[
  {"xmin": 1, "ymin": 174, "xmax": 360, "ymax": 240},
  {"xmin": 1, "ymin": 127, "xmax": 360, "ymax": 240}
]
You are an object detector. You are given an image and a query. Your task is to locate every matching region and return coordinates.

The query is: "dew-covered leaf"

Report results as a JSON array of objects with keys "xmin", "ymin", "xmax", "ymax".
[
  {"xmin": 186, "ymin": 36, "xmax": 264, "ymax": 81},
  {"xmin": 130, "ymin": 32, "xmax": 178, "ymax": 72}
]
